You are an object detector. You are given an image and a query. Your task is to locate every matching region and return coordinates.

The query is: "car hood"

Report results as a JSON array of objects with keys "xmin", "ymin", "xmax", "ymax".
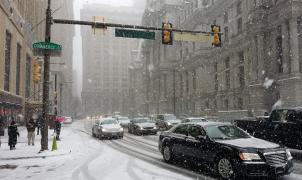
[
  {"xmin": 167, "ymin": 119, "xmax": 181, "ymax": 124},
  {"xmin": 101, "ymin": 124, "xmax": 121, "ymax": 130},
  {"xmin": 215, "ymin": 137, "xmax": 280, "ymax": 149},
  {"xmin": 137, "ymin": 123, "xmax": 155, "ymax": 128}
]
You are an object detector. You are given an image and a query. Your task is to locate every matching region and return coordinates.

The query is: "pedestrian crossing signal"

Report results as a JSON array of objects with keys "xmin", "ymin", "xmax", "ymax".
[
  {"xmin": 211, "ymin": 25, "xmax": 221, "ymax": 47},
  {"xmin": 162, "ymin": 22, "xmax": 173, "ymax": 45}
]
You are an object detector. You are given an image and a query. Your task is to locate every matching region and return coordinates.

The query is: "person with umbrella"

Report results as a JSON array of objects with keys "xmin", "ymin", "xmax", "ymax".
[{"xmin": 54, "ymin": 116, "xmax": 64, "ymax": 140}]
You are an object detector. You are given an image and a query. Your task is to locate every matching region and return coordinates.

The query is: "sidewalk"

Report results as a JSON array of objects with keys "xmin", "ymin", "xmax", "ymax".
[{"xmin": 0, "ymin": 126, "xmax": 70, "ymax": 161}]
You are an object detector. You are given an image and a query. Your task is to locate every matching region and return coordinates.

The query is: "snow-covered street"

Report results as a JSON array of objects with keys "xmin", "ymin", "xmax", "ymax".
[{"xmin": 1, "ymin": 120, "xmax": 302, "ymax": 180}]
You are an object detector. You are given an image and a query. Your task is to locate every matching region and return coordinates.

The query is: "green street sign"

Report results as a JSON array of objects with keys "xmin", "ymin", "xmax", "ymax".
[
  {"xmin": 33, "ymin": 42, "xmax": 62, "ymax": 51},
  {"xmin": 115, "ymin": 29, "xmax": 155, "ymax": 40}
]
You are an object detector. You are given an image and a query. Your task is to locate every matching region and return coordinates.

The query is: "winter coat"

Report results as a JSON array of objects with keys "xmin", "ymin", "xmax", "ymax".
[
  {"xmin": 26, "ymin": 120, "xmax": 36, "ymax": 132},
  {"xmin": 8, "ymin": 124, "xmax": 19, "ymax": 146},
  {"xmin": 55, "ymin": 121, "xmax": 61, "ymax": 132}
]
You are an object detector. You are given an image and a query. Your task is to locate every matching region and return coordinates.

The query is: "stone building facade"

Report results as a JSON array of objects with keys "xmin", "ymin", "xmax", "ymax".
[
  {"xmin": 0, "ymin": 0, "xmax": 46, "ymax": 123},
  {"xmin": 141, "ymin": 0, "xmax": 302, "ymax": 119}
]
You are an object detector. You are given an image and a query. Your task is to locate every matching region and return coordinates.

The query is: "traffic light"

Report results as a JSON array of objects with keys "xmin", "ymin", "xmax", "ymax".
[
  {"xmin": 211, "ymin": 25, "xmax": 221, "ymax": 47},
  {"xmin": 33, "ymin": 60, "xmax": 42, "ymax": 83},
  {"xmin": 162, "ymin": 22, "xmax": 173, "ymax": 45}
]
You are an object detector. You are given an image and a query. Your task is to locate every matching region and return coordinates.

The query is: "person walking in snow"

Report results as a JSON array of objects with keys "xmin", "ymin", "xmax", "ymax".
[
  {"xmin": 26, "ymin": 118, "xmax": 36, "ymax": 146},
  {"xmin": 55, "ymin": 121, "xmax": 61, "ymax": 141},
  {"xmin": 8, "ymin": 120, "xmax": 19, "ymax": 150}
]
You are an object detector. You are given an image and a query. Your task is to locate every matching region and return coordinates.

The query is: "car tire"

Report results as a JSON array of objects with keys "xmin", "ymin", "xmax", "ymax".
[
  {"xmin": 216, "ymin": 156, "xmax": 236, "ymax": 180},
  {"xmin": 162, "ymin": 145, "xmax": 174, "ymax": 163}
]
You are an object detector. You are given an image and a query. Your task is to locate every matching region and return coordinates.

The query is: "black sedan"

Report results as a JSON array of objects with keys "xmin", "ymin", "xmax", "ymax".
[
  {"xmin": 128, "ymin": 117, "xmax": 158, "ymax": 135},
  {"xmin": 158, "ymin": 122, "xmax": 293, "ymax": 179}
]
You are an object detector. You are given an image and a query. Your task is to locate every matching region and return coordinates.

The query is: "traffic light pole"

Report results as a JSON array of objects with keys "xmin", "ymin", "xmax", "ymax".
[{"xmin": 41, "ymin": 0, "xmax": 52, "ymax": 151}]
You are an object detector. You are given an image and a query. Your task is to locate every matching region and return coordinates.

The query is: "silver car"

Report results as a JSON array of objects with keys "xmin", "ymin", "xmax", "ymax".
[
  {"xmin": 92, "ymin": 118, "xmax": 124, "ymax": 139},
  {"xmin": 181, "ymin": 117, "xmax": 208, "ymax": 123},
  {"xmin": 117, "ymin": 117, "xmax": 130, "ymax": 127}
]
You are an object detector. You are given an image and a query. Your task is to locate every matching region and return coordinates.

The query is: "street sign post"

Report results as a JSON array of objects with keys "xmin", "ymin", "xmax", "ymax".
[
  {"xmin": 115, "ymin": 29, "xmax": 155, "ymax": 40},
  {"xmin": 33, "ymin": 42, "xmax": 62, "ymax": 57}
]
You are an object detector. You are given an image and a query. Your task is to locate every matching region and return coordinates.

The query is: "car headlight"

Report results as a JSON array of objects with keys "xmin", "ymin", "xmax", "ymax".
[
  {"xmin": 239, "ymin": 153, "xmax": 262, "ymax": 161},
  {"xmin": 139, "ymin": 126, "xmax": 144, "ymax": 130},
  {"xmin": 102, "ymin": 128, "xmax": 108, "ymax": 132},
  {"xmin": 286, "ymin": 149, "xmax": 293, "ymax": 160},
  {"xmin": 119, "ymin": 127, "xmax": 124, "ymax": 132},
  {"xmin": 167, "ymin": 122, "xmax": 172, "ymax": 126},
  {"xmin": 153, "ymin": 126, "xmax": 157, "ymax": 129}
]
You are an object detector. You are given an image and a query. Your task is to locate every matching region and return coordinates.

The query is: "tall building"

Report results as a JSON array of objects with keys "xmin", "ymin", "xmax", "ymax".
[
  {"xmin": 50, "ymin": 0, "xmax": 75, "ymax": 116},
  {"xmin": 81, "ymin": 3, "xmax": 144, "ymax": 115},
  {"xmin": 141, "ymin": 0, "xmax": 302, "ymax": 119},
  {"xmin": 0, "ymin": 0, "xmax": 46, "ymax": 123}
]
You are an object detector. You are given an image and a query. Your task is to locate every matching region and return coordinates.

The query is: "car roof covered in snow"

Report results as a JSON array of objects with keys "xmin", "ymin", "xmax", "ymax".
[
  {"xmin": 184, "ymin": 121, "xmax": 232, "ymax": 127},
  {"xmin": 273, "ymin": 107, "xmax": 302, "ymax": 111}
]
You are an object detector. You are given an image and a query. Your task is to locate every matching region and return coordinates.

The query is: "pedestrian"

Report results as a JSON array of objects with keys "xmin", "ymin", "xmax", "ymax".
[
  {"xmin": 36, "ymin": 115, "xmax": 41, "ymax": 135},
  {"xmin": 55, "ymin": 121, "xmax": 61, "ymax": 141},
  {"xmin": 8, "ymin": 120, "xmax": 19, "ymax": 150},
  {"xmin": 26, "ymin": 118, "xmax": 36, "ymax": 146}
]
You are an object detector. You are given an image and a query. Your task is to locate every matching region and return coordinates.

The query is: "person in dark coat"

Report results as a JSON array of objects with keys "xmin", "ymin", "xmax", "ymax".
[
  {"xmin": 8, "ymin": 121, "xmax": 19, "ymax": 150},
  {"xmin": 55, "ymin": 121, "xmax": 61, "ymax": 141}
]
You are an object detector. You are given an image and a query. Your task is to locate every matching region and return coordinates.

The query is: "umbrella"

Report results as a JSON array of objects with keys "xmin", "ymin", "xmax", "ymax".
[{"xmin": 55, "ymin": 116, "xmax": 65, "ymax": 123}]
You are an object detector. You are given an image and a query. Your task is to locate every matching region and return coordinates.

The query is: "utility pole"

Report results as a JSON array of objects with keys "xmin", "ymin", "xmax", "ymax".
[
  {"xmin": 173, "ymin": 69, "xmax": 176, "ymax": 114},
  {"xmin": 41, "ymin": 0, "xmax": 52, "ymax": 151}
]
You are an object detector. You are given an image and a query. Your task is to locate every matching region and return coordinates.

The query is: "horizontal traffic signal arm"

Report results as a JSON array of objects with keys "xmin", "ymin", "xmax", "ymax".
[{"xmin": 53, "ymin": 19, "xmax": 223, "ymax": 35}]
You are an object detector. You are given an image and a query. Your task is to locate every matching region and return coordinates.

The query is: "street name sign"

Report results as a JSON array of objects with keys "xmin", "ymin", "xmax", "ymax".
[
  {"xmin": 115, "ymin": 29, "xmax": 155, "ymax": 40},
  {"xmin": 33, "ymin": 42, "xmax": 62, "ymax": 57},
  {"xmin": 33, "ymin": 42, "xmax": 62, "ymax": 51},
  {"xmin": 174, "ymin": 32, "xmax": 213, "ymax": 43}
]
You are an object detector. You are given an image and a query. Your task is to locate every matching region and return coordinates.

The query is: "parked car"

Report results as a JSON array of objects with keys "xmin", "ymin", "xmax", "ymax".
[
  {"xmin": 63, "ymin": 116, "xmax": 73, "ymax": 124},
  {"xmin": 117, "ymin": 117, "xmax": 130, "ymax": 127},
  {"xmin": 92, "ymin": 118, "xmax": 124, "ymax": 139},
  {"xmin": 155, "ymin": 114, "xmax": 181, "ymax": 130},
  {"xmin": 253, "ymin": 107, "xmax": 302, "ymax": 150},
  {"xmin": 234, "ymin": 116, "xmax": 269, "ymax": 134},
  {"xmin": 181, "ymin": 117, "xmax": 208, "ymax": 123},
  {"xmin": 159, "ymin": 122, "xmax": 293, "ymax": 179},
  {"xmin": 128, "ymin": 117, "xmax": 157, "ymax": 135}
]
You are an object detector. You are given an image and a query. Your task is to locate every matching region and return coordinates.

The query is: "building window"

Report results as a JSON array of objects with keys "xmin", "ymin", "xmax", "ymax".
[
  {"xmin": 4, "ymin": 30, "xmax": 12, "ymax": 92},
  {"xmin": 237, "ymin": 1, "xmax": 242, "ymax": 15},
  {"xmin": 276, "ymin": 26, "xmax": 283, "ymax": 73},
  {"xmin": 224, "ymin": 11, "xmax": 228, "ymax": 24},
  {"xmin": 225, "ymin": 58, "xmax": 230, "ymax": 89},
  {"xmin": 238, "ymin": 52, "xmax": 245, "ymax": 88},
  {"xmin": 224, "ymin": 99, "xmax": 229, "ymax": 110},
  {"xmin": 214, "ymin": 62, "xmax": 218, "ymax": 91},
  {"xmin": 16, "ymin": 43, "xmax": 22, "ymax": 95},
  {"xmin": 237, "ymin": 18, "xmax": 243, "ymax": 33},
  {"xmin": 185, "ymin": 71, "xmax": 189, "ymax": 94},
  {"xmin": 224, "ymin": 27, "xmax": 229, "ymax": 42},
  {"xmin": 25, "ymin": 55, "xmax": 31, "ymax": 98},
  {"xmin": 238, "ymin": 97, "xmax": 243, "ymax": 110},
  {"xmin": 192, "ymin": 70, "xmax": 197, "ymax": 91}
]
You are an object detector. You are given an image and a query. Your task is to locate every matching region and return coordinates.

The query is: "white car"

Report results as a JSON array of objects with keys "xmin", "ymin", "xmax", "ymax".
[
  {"xmin": 92, "ymin": 118, "xmax": 124, "ymax": 139},
  {"xmin": 117, "ymin": 117, "xmax": 130, "ymax": 127},
  {"xmin": 63, "ymin": 116, "xmax": 73, "ymax": 124}
]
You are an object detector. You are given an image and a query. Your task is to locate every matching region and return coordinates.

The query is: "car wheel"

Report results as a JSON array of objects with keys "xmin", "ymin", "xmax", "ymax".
[
  {"xmin": 162, "ymin": 145, "xmax": 174, "ymax": 163},
  {"xmin": 216, "ymin": 157, "xmax": 235, "ymax": 179}
]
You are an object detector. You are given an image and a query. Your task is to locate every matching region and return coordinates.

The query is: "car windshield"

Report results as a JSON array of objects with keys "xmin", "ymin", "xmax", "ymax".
[
  {"xmin": 119, "ymin": 117, "xmax": 129, "ymax": 121},
  {"xmin": 101, "ymin": 119, "xmax": 118, "ymax": 125},
  {"xmin": 165, "ymin": 115, "xmax": 176, "ymax": 120},
  {"xmin": 189, "ymin": 118, "xmax": 206, "ymax": 122},
  {"xmin": 135, "ymin": 118, "xmax": 152, "ymax": 123},
  {"xmin": 205, "ymin": 125, "xmax": 250, "ymax": 140}
]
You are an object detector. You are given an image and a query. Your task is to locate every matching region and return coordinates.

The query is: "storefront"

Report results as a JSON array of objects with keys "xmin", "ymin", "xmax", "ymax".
[{"xmin": 0, "ymin": 91, "xmax": 23, "ymax": 127}]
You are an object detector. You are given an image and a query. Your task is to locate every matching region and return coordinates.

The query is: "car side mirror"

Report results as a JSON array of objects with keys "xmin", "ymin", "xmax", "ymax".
[{"xmin": 195, "ymin": 135, "xmax": 208, "ymax": 141}]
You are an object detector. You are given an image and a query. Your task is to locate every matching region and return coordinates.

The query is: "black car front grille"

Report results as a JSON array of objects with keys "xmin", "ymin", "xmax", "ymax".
[
  {"xmin": 143, "ymin": 127, "xmax": 154, "ymax": 130},
  {"xmin": 264, "ymin": 152, "xmax": 287, "ymax": 166}
]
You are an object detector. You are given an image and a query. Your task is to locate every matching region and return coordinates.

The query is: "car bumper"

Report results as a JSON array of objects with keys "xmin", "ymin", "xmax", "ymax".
[
  {"xmin": 100, "ymin": 131, "xmax": 124, "ymax": 138},
  {"xmin": 138, "ymin": 129, "xmax": 158, "ymax": 134},
  {"xmin": 236, "ymin": 160, "xmax": 293, "ymax": 177}
]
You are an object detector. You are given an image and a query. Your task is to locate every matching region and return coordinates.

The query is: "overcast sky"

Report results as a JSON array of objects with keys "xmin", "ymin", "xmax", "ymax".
[{"xmin": 73, "ymin": 0, "xmax": 134, "ymax": 97}]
